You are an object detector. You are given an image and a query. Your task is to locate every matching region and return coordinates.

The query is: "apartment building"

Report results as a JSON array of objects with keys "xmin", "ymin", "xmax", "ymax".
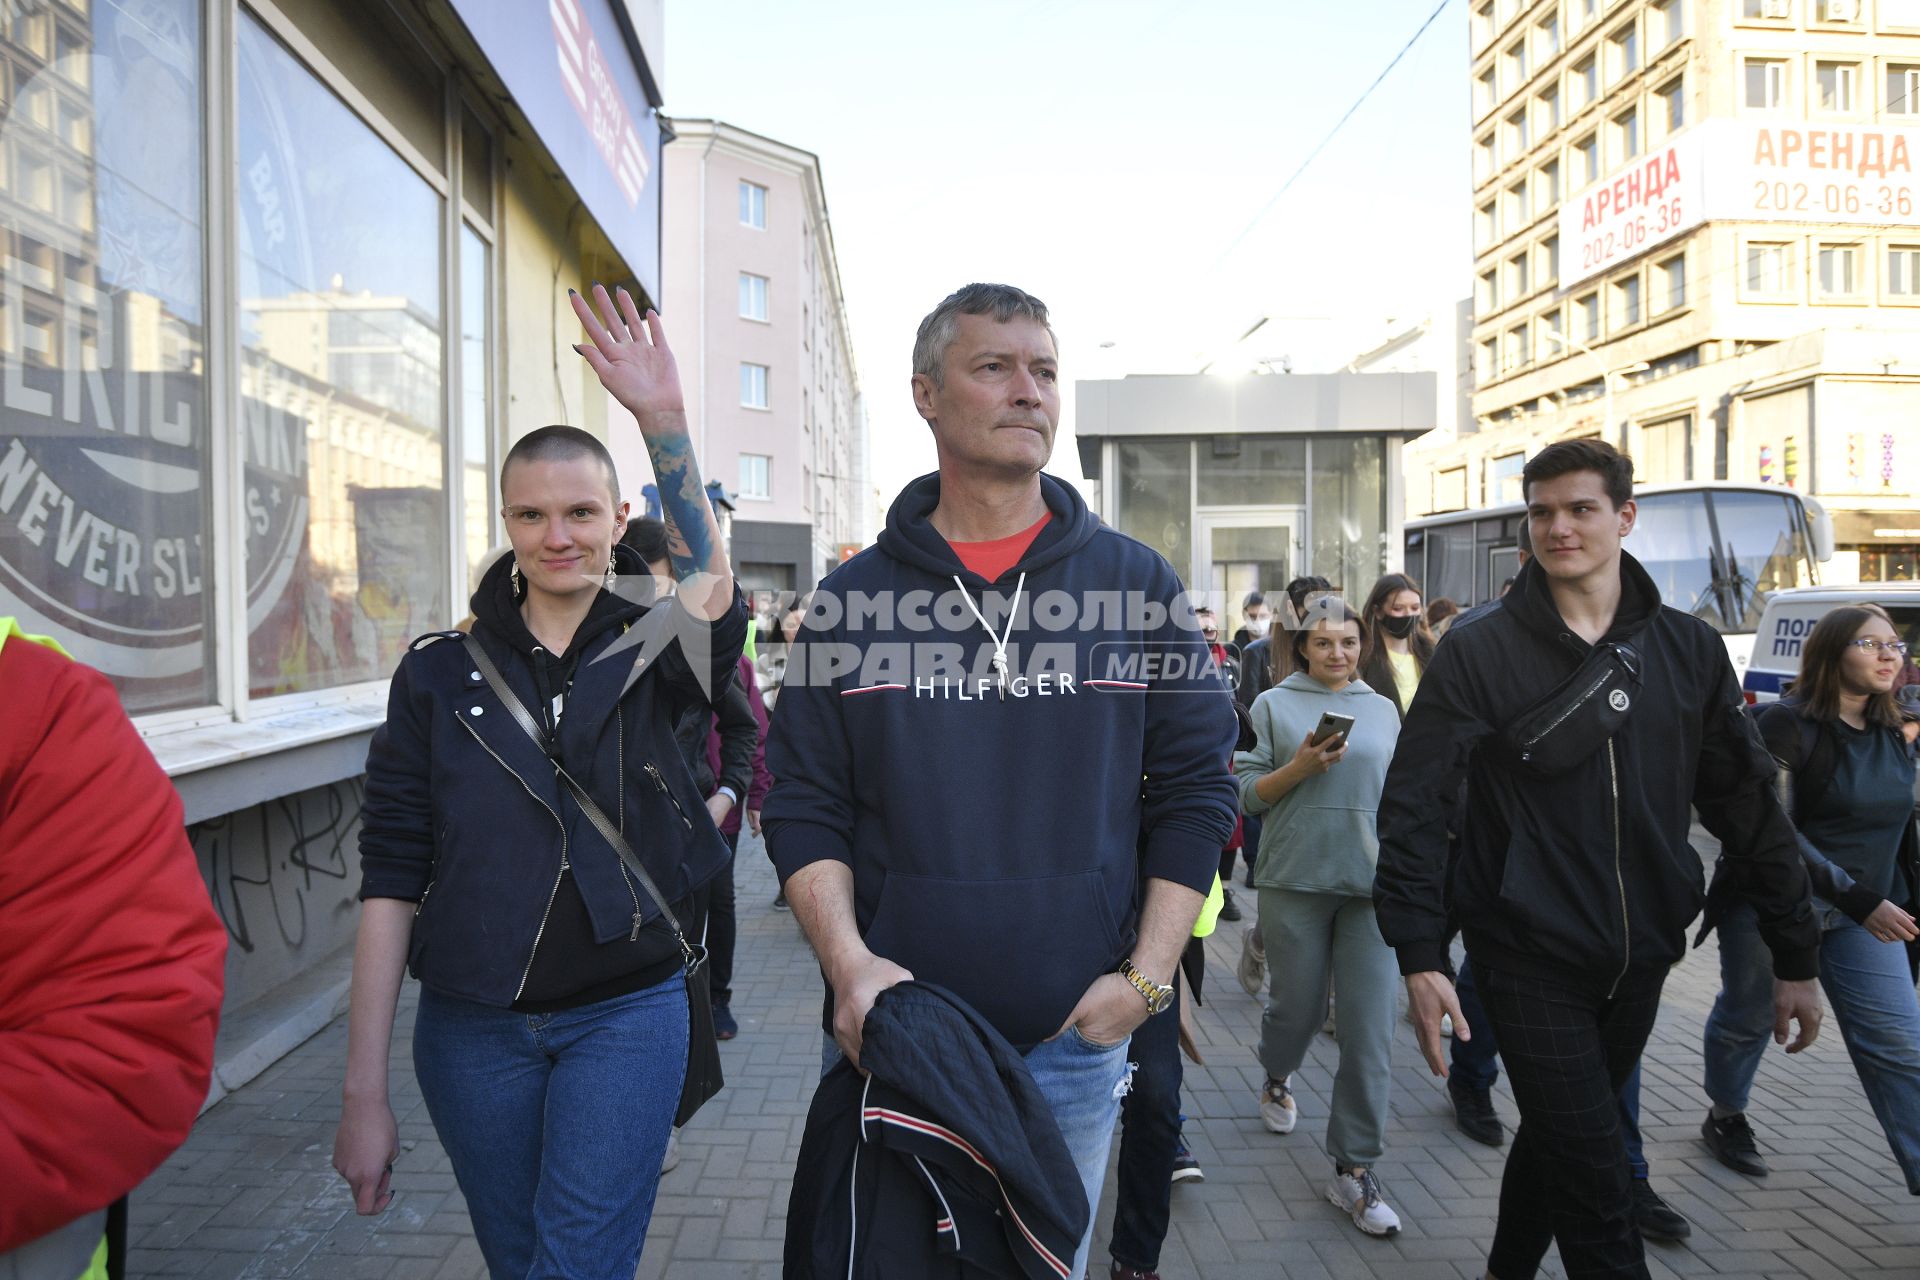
[
  {"xmin": 1416, "ymin": 0, "xmax": 1920, "ymax": 581},
  {"xmin": 660, "ymin": 120, "xmax": 866, "ymax": 603}
]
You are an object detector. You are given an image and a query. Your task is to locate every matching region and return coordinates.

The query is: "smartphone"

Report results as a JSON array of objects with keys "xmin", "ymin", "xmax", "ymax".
[{"xmin": 1309, "ymin": 712, "xmax": 1356, "ymax": 748}]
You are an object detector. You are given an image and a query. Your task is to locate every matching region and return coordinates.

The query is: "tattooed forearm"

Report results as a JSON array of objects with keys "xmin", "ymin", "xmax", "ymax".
[{"xmin": 646, "ymin": 432, "xmax": 720, "ymax": 582}]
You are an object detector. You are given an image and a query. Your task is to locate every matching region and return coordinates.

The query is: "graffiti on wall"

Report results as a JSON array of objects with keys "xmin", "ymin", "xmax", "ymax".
[{"xmin": 190, "ymin": 778, "xmax": 363, "ymax": 955}]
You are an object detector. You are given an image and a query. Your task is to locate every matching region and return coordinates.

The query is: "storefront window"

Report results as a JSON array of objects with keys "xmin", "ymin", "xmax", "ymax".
[
  {"xmin": 460, "ymin": 223, "xmax": 493, "ymax": 593},
  {"xmin": 237, "ymin": 14, "xmax": 446, "ymax": 698},
  {"xmin": 1309, "ymin": 437, "xmax": 1387, "ymax": 596},
  {"xmin": 1197, "ymin": 435, "xmax": 1305, "ymax": 507},
  {"xmin": 1114, "ymin": 439, "xmax": 1192, "ymax": 586},
  {"xmin": 0, "ymin": 0, "xmax": 213, "ymax": 714}
]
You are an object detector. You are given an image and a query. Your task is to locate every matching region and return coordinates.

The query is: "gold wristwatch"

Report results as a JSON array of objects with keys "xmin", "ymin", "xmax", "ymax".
[{"xmin": 1117, "ymin": 958, "xmax": 1175, "ymax": 1015}]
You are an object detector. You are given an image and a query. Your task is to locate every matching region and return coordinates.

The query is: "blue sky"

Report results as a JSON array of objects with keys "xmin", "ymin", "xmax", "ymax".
[{"xmin": 665, "ymin": 0, "xmax": 1474, "ymax": 498}]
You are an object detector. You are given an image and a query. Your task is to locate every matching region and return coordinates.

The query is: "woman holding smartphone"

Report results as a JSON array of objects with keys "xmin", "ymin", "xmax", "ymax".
[
  {"xmin": 1235, "ymin": 601, "xmax": 1406, "ymax": 1237},
  {"xmin": 333, "ymin": 287, "xmax": 747, "ymax": 1277}
]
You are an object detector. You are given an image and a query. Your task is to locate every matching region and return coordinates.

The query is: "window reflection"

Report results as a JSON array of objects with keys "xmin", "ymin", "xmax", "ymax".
[
  {"xmin": 1310, "ymin": 436, "xmax": 1386, "ymax": 596},
  {"xmin": 236, "ymin": 13, "xmax": 445, "ymax": 698},
  {"xmin": 0, "ymin": 0, "xmax": 213, "ymax": 714}
]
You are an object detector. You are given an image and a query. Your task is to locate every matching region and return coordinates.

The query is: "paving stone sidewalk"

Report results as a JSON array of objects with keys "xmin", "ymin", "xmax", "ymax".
[{"xmin": 129, "ymin": 830, "xmax": 1920, "ymax": 1278}]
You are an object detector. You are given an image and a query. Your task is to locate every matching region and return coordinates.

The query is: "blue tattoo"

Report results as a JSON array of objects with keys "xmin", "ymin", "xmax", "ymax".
[{"xmin": 647, "ymin": 433, "xmax": 717, "ymax": 582}]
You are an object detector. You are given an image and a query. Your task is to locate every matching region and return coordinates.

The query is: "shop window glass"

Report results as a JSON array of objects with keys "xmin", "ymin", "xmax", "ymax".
[
  {"xmin": 0, "ymin": 0, "xmax": 214, "ymax": 713},
  {"xmin": 237, "ymin": 13, "xmax": 446, "ymax": 698},
  {"xmin": 460, "ymin": 224, "xmax": 492, "ymax": 591},
  {"xmin": 1196, "ymin": 434, "xmax": 1305, "ymax": 507},
  {"xmin": 1309, "ymin": 436, "xmax": 1386, "ymax": 597},
  {"xmin": 1114, "ymin": 439, "xmax": 1192, "ymax": 585}
]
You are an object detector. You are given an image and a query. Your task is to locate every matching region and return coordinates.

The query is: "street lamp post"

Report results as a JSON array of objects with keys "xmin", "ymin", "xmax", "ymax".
[{"xmin": 1543, "ymin": 331, "xmax": 1648, "ymax": 448}]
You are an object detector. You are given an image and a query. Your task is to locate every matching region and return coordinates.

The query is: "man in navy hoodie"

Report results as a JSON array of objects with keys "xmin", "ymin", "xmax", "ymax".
[{"xmin": 764, "ymin": 283, "xmax": 1238, "ymax": 1280}]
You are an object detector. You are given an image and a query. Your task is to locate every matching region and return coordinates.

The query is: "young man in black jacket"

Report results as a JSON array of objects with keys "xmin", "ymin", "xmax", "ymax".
[{"xmin": 1374, "ymin": 440, "xmax": 1823, "ymax": 1280}]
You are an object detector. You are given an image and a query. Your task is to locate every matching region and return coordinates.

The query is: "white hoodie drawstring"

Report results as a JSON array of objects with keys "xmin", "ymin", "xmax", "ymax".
[{"xmin": 953, "ymin": 572, "xmax": 1026, "ymax": 700}]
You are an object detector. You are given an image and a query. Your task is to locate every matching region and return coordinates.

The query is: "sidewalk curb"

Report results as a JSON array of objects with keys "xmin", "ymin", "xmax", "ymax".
[{"xmin": 200, "ymin": 945, "xmax": 355, "ymax": 1112}]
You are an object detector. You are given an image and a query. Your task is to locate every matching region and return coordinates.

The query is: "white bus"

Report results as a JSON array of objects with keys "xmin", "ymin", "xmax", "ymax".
[{"xmin": 1402, "ymin": 482, "xmax": 1835, "ymax": 675}]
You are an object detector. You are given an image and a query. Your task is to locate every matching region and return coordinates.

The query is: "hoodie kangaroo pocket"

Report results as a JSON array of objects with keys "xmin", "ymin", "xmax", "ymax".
[{"xmin": 863, "ymin": 869, "xmax": 1125, "ymax": 1048}]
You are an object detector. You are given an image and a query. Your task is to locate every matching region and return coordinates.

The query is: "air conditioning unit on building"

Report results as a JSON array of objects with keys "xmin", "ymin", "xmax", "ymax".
[
  {"xmin": 1824, "ymin": 0, "xmax": 1859, "ymax": 19},
  {"xmin": 1761, "ymin": 0, "xmax": 1791, "ymax": 16}
]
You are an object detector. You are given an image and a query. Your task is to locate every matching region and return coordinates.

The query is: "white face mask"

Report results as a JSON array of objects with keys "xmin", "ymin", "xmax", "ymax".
[{"xmin": 1245, "ymin": 616, "xmax": 1271, "ymax": 639}]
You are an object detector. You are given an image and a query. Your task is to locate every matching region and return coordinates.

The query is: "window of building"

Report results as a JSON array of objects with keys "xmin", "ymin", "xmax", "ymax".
[
  {"xmin": 1656, "ymin": 253, "xmax": 1687, "ymax": 311},
  {"xmin": 1490, "ymin": 452, "xmax": 1527, "ymax": 503},
  {"xmin": 1507, "ymin": 323, "xmax": 1531, "ymax": 369},
  {"xmin": 1572, "ymin": 0, "xmax": 1600, "ymax": 33},
  {"xmin": 1538, "ymin": 84, "xmax": 1562, "ymax": 133},
  {"xmin": 1577, "ymin": 131, "xmax": 1601, "ymax": 184},
  {"xmin": 1652, "ymin": 0, "xmax": 1685, "ymax": 46},
  {"xmin": 738, "ymin": 180, "xmax": 767, "ymax": 229},
  {"xmin": 1889, "ymin": 65, "xmax": 1920, "ymax": 116},
  {"xmin": 1435, "ymin": 466, "xmax": 1470, "ymax": 512},
  {"xmin": 1740, "ymin": 0, "xmax": 1792, "ymax": 18},
  {"xmin": 1613, "ymin": 275, "xmax": 1642, "ymax": 327},
  {"xmin": 1817, "ymin": 242, "xmax": 1863, "ymax": 297},
  {"xmin": 1542, "ymin": 234, "xmax": 1561, "ymax": 282},
  {"xmin": 1614, "ymin": 107, "xmax": 1641, "ymax": 162},
  {"xmin": 1889, "ymin": 244, "xmax": 1920, "ymax": 297},
  {"xmin": 1477, "ymin": 336, "xmax": 1500, "ymax": 385},
  {"xmin": 738, "ymin": 272, "xmax": 770, "ymax": 321},
  {"xmin": 1745, "ymin": 240, "xmax": 1795, "ymax": 296},
  {"xmin": 1608, "ymin": 22, "xmax": 1640, "ymax": 83},
  {"xmin": 1817, "ymin": 0, "xmax": 1861, "ymax": 20},
  {"xmin": 1657, "ymin": 76, "xmax": 1686, "ymax": 135},
  {"xmin": 1473, "ymin": 0, "xmax": 1496, "ymax": 48},
  {"xmin": 1507, "ymin": 109, "xmax": 1530, "ymax": 156},
  {"xmin": 1541, "ymin": 306, "xmax": 1566, "ymax": 355},
  {"xmin": 1816, "ymin": 61, "xmax": 1859, "ymax": 114},
  {"xmin": 1639, "ymin": 416, "xmax": 1691, "ymax": 482},
  {"xmin": 1573, "ymin": 54, "xmax": 1599, "ymax": 107},
  {"xmin": 1478, "ymin": 200, "xmax": 1499, "ymax": 249},
  {"xmin": 1510, "ymin": 251, "xmax": 1532, "ymax": 297},
  {"xmin": 1578, "ymin": 291, "xmax": 1602, "ymax": 339},
  {"xmin": 459, "ymin": 223, "xmax": 494, "ymax": 590},
  {"xmin": 1477, "ymin": 132, "xmax": 1498, "ymax": 183},
  {"xmin": 1507, "ymin": 40, "xmax": 1530, "ymax": 91},
  {"xmin": 1744, "ymin": 58, "xmax": 1787, "ymax": 109},
  {"xmin": 1478, "ymin": 66, "xmax": 1498, "ymax": 116},
  {"xmin": 740, "ymin": 362, "xmax": 770, "ymax": 408},
  {"xmin": 1480, "ymin": 268, "xmax": 1501, "ymax": 312},
  {"xmin": 738, "ymin": 453, "xmax": 771, "ymax": 499},
  {"xmin": 1507, "ymin": 178, "xmax": 1531, "ymax": 226},
  {"xmin": 1540, "ymin": 158, "xmax": 1563, "ymax": 206},
  {"xmin": 1537, "ymin": 12, "xmax": 1561, "ymax": 58}
]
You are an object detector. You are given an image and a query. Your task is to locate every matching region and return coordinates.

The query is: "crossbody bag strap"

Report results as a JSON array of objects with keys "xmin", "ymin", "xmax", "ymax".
[{"xmin": 461, "ymin": 634, "xmax": 699, "ymax": 971}]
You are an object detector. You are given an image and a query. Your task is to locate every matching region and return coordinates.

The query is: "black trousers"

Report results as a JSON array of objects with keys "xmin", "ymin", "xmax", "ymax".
[
  {"xmin": 1108, "ymin": 978, "xmax": 1183, "ymax": 1271},
  {"xmin": 706, "ymin": 832, "xmax": 739, "ymax": 1006},
  {"xmin": 1477, "ymin": 961, "xmax": 1665, "ymax": 1280}
]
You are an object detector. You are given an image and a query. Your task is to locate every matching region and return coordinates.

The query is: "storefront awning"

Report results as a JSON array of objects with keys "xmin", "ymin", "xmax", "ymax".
[{"xmin": 448, "ymin": 0, "xmax": 662, "ymax": 302}]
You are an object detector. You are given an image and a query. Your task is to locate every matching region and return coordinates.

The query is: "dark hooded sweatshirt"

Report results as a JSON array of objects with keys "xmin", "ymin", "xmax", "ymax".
[
  {"xmin": 1373, "ymin": 551, "xmax": 1818, "ymax": 990},
  {"xmin": 762, "ymin": 473, "xmax": 1238, "ymax": 1049}
]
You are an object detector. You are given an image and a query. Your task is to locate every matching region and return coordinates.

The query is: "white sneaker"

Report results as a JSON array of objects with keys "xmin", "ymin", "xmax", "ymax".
[
  {"xmin": 660, "ymin": 1128, "xmax": 681, "ymax": 1174},
  {"xmin": 1258, "ymin": 1076, "xmax": 1297, "ymax": 1134},
  {"xmin": 1327, "ymin": 1167, "xmax": 1401, "ymax": 1237},
  {"xmin": 1237, "ymin": 925, "xmax": 1266, "ymax": 997}
]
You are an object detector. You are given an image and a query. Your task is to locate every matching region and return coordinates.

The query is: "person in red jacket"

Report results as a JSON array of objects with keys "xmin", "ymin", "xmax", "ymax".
[{"xmin": 0, "ymin": 619, "xmax": 227, "ymax": 1275}]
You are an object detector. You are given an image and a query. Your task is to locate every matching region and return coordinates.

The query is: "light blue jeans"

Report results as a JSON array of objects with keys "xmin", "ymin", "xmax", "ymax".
[
  {"xmin": 1703, "ymin": 902, "xmax": 1920, "ymax": 1194},
  {"xmin": 414, "ymin": 975, "xmax": 689, "ymax": 1278},
  {"xmin": 824, "ymin": 1023, "xmax": 1132, "ymax": 1279}
]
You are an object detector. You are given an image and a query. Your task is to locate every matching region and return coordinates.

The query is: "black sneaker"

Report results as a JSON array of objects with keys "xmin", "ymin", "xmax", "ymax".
[
  {"xmin": 1109, "ymin": 1263, "xmax": 1159, "ymax": 1280},
  {"xmin": 1219, "ymin": 888, "xmax": 1243, "ymax": 922},
  {"xmin": 712, "ymin": 1003, "xmax": 738, "ymax": 1041},
  {"xmin": 772, "ymin": 892, "xmax": 789, "ymax": 911},
  {"xmin": 1171, "ymin": 1138, "xmax": 1204, "ymax": 1184},
  {"xmin": 1447, "ymin": 1076, "xmax": 1504, "ymax": 1146},
  {"xmin": 1701, "ymin": 1110, "xmax": 1769, "ymax": 1177},
  {"xmin": 1631, "ymin": 1179, "xmax": 1692, "ymax": 1242}
]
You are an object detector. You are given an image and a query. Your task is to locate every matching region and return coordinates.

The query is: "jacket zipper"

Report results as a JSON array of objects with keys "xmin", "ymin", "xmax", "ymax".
[
  {"xmin": 1520, "ymin": 666, "xmax": 1615, "ymax": 755},
  {"xmin": 1606, "ymin": 738, "xmax": 1629, "ymax": 998},
  {"xmin": 457, "ymin": 715, "xmax": 570, "ymax": 1000},
  {"xmin": 645, "ymin": 761, "xmax": 694, "ymax": 830},
  {"xmin": 413, "ymin": 881, "xmax": 433, "ymax": 917},
  {"xmin": 616, "ymin": 716, "xmax": 644, "ymax": 939}
]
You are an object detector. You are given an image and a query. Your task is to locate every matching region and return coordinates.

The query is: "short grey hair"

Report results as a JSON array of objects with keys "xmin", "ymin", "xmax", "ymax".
[{"xmin": 912, "ymin": 283, "xmax": 1056, "ymax": 386}]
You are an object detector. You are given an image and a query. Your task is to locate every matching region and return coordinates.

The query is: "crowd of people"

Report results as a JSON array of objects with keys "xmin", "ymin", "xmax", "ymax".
[{"xmin": 10, "ymin": 280, "xmax": 1914, "ymax": 1280}]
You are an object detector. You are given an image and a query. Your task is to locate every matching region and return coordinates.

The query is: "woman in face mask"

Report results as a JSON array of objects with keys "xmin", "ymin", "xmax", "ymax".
[{"xmin": 1356, "ymin": 573, "xmax": 1434, "ymax": 719}]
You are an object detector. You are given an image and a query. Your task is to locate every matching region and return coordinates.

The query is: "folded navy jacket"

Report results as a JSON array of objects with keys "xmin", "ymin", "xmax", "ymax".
[{"xmin": 784, "ymin": 981, "xmax": 1088, "ymax": 1279}]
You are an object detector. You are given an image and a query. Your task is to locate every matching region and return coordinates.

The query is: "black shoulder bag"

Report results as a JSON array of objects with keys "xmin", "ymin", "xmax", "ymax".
[
  {"xmin": 1498, "ymin": 639, "xmax": 1645, "ymax": 777},
  {"xmin": 462, "ymin": 634, "xmax": 724, "ymax": 1126}
]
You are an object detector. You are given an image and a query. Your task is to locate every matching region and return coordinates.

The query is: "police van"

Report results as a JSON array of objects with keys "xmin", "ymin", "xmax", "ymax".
[{"xmin": 1742, "ymin": 583, "xmax": 1920, "ymax": 705}]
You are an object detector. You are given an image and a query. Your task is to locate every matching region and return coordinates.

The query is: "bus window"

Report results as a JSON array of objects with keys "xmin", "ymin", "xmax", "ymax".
[
  {"xmin": 1489, "ymin": 546, "xmax": 1520, "ymax": 596},
  {"xmin": 1428, "ymin": 523, "xmax": 1477, "ymax": 607},
  {"xmin": 1404, "ymin": 531, "xmax": 1426, "ymax": 590},
  {"xmin": 1710, "ymin": 490, "xmax": 1814, "ymax": 633},
  {"xmin": 1631, "ymin": 494, "xmax": 1724, "ymax": 629}
]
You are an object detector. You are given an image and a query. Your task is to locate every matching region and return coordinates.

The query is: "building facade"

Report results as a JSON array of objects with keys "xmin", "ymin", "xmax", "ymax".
[
  {"xmin": 1074, "ymin": 371, "xmax": 1436, "ymax": 613},
  {"xmin": 1417, "ymin": 0, "xmax": 1920, "ymax": 582},
  {"xmin": 0, "ymin": 0, "xmax": 667, "ymax": 1097},
  {"xmin": 658, "ymin": 119, "xmax": 865, "ymax": 609}
]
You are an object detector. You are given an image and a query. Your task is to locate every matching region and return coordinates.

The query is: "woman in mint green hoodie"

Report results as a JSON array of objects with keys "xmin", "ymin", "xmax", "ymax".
[{"xmin": 1235, "ymin": 600, "xmax": 1405, "ymax": 1238}]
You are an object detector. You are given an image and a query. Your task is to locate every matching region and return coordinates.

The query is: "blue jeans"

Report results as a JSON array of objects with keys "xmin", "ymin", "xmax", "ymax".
[
  {"xmin": 414, "ymin": 975, "xmax": 688, "ymax": 1279},
  {"xmin": 1453, "ymin": 956, "xmax": 1649, "ymax": 1178},
  {"xmin": 823, "ymin": 1023, "xmax": 1132, "ymax": 1279},
  {"xmin": 1704, "ymin": 902, "xmax": 1920, "ymax": 1194}
]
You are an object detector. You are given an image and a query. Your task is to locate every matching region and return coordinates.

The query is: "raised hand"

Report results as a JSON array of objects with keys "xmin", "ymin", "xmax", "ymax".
[{"xmin": 569, "ymin": 284, "xmax": 686, "ymax": 425}]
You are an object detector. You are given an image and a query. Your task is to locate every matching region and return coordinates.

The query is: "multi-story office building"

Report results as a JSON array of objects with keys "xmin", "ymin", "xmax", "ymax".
[
  {"xmin": 1417, "ymin": 0, "xmax": 1920, "ymax": 581},
  {"xmin": 659, "ymin": 119, "xmax": 865, "ymax": 604}
]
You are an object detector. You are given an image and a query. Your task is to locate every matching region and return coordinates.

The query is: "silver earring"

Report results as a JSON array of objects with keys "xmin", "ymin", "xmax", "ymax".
[
  {"xmin": 510, "ymin": 560, "xmax": 522, "ymax": 595},
  {"xmin": 603, "ymin": 557, "xmax": 617, "ymax": 591}
]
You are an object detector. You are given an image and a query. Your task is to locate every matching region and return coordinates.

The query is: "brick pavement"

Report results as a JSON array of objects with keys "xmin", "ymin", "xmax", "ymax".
[{"xmin": 129, "ymin": 831, "xmax": 1920, "ymax": 1278}]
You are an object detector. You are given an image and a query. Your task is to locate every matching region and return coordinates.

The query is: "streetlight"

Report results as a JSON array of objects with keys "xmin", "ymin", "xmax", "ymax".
[{"xmin": 1542, "ymin": 331, "xmax": 1648, "ymax": 447}]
